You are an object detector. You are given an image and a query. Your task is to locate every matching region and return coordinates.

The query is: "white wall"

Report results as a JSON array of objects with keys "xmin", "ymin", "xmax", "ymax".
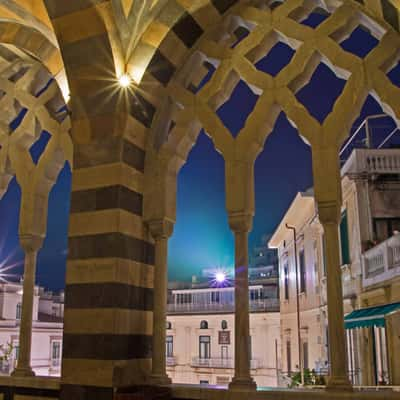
[{"xmin": 166, "ymin": 312, "xmax": 280, "ymax": 387}]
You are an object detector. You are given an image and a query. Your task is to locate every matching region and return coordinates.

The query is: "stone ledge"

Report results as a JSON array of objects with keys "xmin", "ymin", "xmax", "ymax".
[
  {"xmin": 171, "ymin": 383, "xmax": 400, "ymax": 400},
  {"xmin": 0, "ymin": 376, "xmax": 60, "ymax": 390}
]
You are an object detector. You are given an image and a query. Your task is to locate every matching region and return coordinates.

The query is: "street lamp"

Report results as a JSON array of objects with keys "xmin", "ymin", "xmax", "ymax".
[
  {"xmin": 286, "ymin": 223, "xmax": 304, "ymax": 386},
  {"xmin": 215, "ymin": 272, "xmax": 226, "ymax": 283}
]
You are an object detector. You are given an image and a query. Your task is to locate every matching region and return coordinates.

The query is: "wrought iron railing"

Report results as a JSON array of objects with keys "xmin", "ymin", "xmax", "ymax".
[
  {"xmin": 167, "ymin": 298, "xmax": 279, "ymax": 314},
  {"xmin": 191, "ymin": 357, "xmax": 260, "ymax": 369}
]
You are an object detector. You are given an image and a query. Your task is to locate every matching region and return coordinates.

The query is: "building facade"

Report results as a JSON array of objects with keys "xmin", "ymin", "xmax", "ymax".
[
  {"xmin": 0, "ymin": 283, "xmax": 63, "ymax": 377},
  {"xmin": 166, "ymin": 268, "xmax": 281, "ymax": 387},
  {"xmin": 269, "ymin": 148, "xmax": 400, "ymax": 386}
]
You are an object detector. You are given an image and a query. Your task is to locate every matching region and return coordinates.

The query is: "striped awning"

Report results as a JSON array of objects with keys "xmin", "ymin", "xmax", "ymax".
[{"xmin": 344, "ymin": 302, "xmax": 400, "ymax": 329}]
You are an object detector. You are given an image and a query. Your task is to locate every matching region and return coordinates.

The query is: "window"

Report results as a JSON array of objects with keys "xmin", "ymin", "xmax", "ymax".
[
  {"xmin": 373, "ymin": 218, "xmax": 400, "ymax": 242},
  {"xmin": 199, "ymin": 336, "xmax": 211, "ymax": 359},
  {"xmin": 16, "ymin": 303, "xmax": 22, "ymax": 320},
  {"xmin": 166, "ymin": 335, "xmax": 173, "ymax": 357},
  {"xmin": 313, "ymin": 240, "xmax": 318, "ymax": 273},
  {"xmin": 283, "ymin": 264, "xmax": 289, "ymax": 300},
  {"xmin": 166, "ymin": 321, "xmax": 172, "ymax": 330},
  {"xmin": 200, "ymin": 320, "xmax": 208, "ymax": 329},
  {"xmin": 221, "ymin": 320, "xmax": 228, "ymax": 330},
  {"xmin": 325, "ymin": 326, "xmax": 330, "ymax": 364},
  {"xmin": 340, "ymin": 210, "xmax": 350, "ymax": 265},
  {"xmin": 299, "ymin": 249, "xmax": 306, "ymax": 293},
  {"xmin": 13, "ymin": 344, "xmax": 19, "ymax": 367},
  {"xmin": 286, "ymin": 340, "xmax": 291, "ymax": 374},
  {"xmin": 221, "ymin": 345, "xmax": 228, "ymax": 359},
  {"xmin": 249, "ymin": 336, "xmax": 252, "ymax": 360},
  {"xmin": 51, "ymin": 341, "xmax": 61, "ymax": 367},
  {"xmin": 322, "ymin": 234, "xmax": 327, "ymax": 276},
  {"xmin": 200, "ymin": 380, "xmax": 209, "ymax": 384},
  {"xmin": 302, "ymin": 341, "xmax": 309, "ymax": 370}
]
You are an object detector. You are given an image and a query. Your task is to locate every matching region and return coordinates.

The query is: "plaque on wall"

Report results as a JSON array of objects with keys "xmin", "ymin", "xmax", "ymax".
[{"xmin": 218, "ymin": 330, "xmax": 230, "ymax": 345}]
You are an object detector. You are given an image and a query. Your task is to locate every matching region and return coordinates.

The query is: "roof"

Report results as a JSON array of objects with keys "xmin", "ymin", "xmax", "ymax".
[{"xmin": 268, "ymin": 191, "xmax": 315, "ymax": 248}]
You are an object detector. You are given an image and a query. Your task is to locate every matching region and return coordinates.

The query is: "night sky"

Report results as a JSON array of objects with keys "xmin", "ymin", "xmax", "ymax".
[{"xmin": 1, "ymin": 15, "xmax": 400, "ymax": 289}]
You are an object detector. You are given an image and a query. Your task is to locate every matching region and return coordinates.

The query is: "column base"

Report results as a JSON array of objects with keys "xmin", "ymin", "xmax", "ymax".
[
  {"xmin": 11, "ymin": 367, "xmax": 35, "ymax": 377},
  {"xmin": 149, "ymin": 374, "xmax": 171, "ymax": 386},
  {"xmin": 228, "ymin": 377, "xmax": 257, "ymax": 391},
  {"xmin": 326, "ymin": 375, "xmax": 352, "ymax": 391}
]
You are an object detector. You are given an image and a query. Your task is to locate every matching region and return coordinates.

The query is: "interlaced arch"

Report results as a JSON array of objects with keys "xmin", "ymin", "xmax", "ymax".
[
  {"xmin": 0, "ymin": 43, "xmax": 72, "ymax": 236},
  {"xmin": 145, "ymin": 0, "xmax": 400, "ymax": 222}
]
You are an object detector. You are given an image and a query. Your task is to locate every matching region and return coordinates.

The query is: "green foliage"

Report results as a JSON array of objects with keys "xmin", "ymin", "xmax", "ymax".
[
  {"xmin": 288, "ymin": 368, "xmax": 326, "ymax": 387},
  {"xmin": 0, "ymin": 342, "xmax": 14, "ymax": 362}
]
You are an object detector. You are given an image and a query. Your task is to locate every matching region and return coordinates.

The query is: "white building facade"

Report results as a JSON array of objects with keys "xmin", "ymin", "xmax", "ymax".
[
  {"xmin": 0, "ymin": 283, "xmax": 63, "ymax": 376},
  {"xmin": 166, "ymin": 269, "xmax": 281, "ymax": 387},
  {"xmin": 269, "ymin": 148, "xmax": 400, "ymax": 386}
]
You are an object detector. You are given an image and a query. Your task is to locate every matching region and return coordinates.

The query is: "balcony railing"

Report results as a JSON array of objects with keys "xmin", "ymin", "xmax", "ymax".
[
  {"xmin": 166, "ymin": 356, "xmax": 177, "ymax": 366},
  {"xmin": 341, "ymin": 149, "xmax": 400, "ymax": 176},
  {"xmin": 167, "ymin": 298, "xmax": 279, "ymax": 314},
  {"xmin": 191, "ymin": 358, "xmax": 259, "ymax": 369},
  {"xmin": 363, "ymin": 234, "xmax": 400, "ymax": 287},
  {"xmin": 51, "ymin": 358, "xmax": 61, "ymax": 368}
]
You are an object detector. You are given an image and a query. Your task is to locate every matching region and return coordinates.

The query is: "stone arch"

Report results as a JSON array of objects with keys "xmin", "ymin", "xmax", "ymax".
[
  {"xmin": 0, "ymin": 56, "xmax": 72, "ymax": 235},
  {"xmin": 134, "ymin": 0, "xmax": 400, "ymax": 88},
  {"xmin": 141, "ymin": 2, "xmax": 400, "ymax": 391},
  {"xmin": 128, "ymin": 0, "xmax": 238, "ymax": 85},
  {"xmin": 0, "ymin": 19, "xmax": 64, "ymax": 90},
  {"xmin": 0, "ymin": 14, "xmax": 72, "ymax": 227},
  {"xmin": 144, "ymin": 0, "xmax": 400, "ymax": 211}
]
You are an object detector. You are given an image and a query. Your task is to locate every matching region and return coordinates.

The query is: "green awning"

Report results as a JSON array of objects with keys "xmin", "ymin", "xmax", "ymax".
[{"xmin": 344, "ymin": 302, "xmax": 400, "ymax": 329}]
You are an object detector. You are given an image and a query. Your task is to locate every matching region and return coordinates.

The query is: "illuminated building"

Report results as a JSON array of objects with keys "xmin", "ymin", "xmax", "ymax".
[
  {"xmin": 269, "ymin": 148, "xmax": 400, "ymax": 386},
  {"xmin": 166, "ymin": 270, "xmax": 280, "ymax": 386}
]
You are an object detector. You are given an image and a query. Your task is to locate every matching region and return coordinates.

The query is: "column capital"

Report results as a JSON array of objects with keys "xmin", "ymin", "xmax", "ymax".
[
  {"xmin": 317, "ymin": 200, "xmax": 341, "ymax": 225},
  {"xmin": 148, "ymin": 218, "xmax": 174, "ymax": 240},
  {"xmin": 19, "ymin": 234, "xmax": 44, "ymax": 253},
  {"xmin": 228, "ymin": 212, "xmax": 253, "ymax": 233}
]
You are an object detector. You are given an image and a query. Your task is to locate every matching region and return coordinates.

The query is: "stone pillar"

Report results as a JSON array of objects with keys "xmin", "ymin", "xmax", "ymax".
[
  {"xmin": 228, "ymin": 213, "xmax": 256, "ymax": 391},
  {"xmin": 12, "ymin": 234, "xmax": 43, "ymax": 377},
  {"xmin": 149, "ymin": 219, "xmax": 174, "ymax": 385},
  {"xmin": 312, "ymin": 143, "xmax": 352, "ymax": 391},
  {"xmin": 386, "ymin": 310, "xmax": 400, "ymax": 385},
  {"xmin": 318, "ymin": 201, "xmax": 352, "ymax": 390}
]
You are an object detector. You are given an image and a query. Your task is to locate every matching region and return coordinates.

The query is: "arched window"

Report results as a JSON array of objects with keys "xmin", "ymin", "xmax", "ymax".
[
  {"xmin": 200, "ymin": 320, "xmax": 208, "ymax": 329},
  {"xmin": 221, "ymin": 320, "xmax": 228, "ymax": 330},
  {"xmin": 166, "ymin": 321, "xmax": 172, "ymax": 330},
  {"xmin": 16, "ymin": 303, "xmax": 22, "ymax": 320}
]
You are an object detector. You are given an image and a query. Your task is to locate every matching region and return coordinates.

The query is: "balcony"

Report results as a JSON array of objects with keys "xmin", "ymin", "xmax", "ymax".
[
  {"xmin": 363, "ymin": 234, "xmax": 400, "ymax": 288},
  {"xmin": 191, "ymin": 358, "xmax": 259, "ymax": 369},
  {"xmin": 167, "ymin": 298, "xmax": 279, "ymax": 314},
  {"xmin": 341, "ymin": 149, "xmax": 400, "ymax": 177}
]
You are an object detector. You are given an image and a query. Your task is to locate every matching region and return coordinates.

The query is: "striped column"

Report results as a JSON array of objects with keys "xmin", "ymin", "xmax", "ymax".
[
  {"xmin": 41, "ymin": 3, "xmax": 157, "ymax": 398},
  {"xmin": 61, "ymin": 129, "xmax": 156, "ymax": 399}
]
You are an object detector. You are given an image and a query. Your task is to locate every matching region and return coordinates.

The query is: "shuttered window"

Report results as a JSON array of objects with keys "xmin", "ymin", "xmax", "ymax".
[{"xmin": 340, "ymin": 210, "xmax": 350, "ymax": 265}]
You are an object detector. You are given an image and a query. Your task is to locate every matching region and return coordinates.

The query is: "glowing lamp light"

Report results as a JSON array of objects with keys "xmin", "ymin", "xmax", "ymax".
[
  {"xmin": 215, "ymin": 272, "xmax": 226, "ymax": 283},
  {"xmin": 119, "ymin": 73, "xmax": 132, "ymax": 88}
]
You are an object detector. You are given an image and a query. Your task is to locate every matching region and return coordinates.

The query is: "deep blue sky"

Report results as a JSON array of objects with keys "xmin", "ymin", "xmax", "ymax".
[{"xmin": 1, "ymin": 16, "xmax": 400, "ymax": 289}]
